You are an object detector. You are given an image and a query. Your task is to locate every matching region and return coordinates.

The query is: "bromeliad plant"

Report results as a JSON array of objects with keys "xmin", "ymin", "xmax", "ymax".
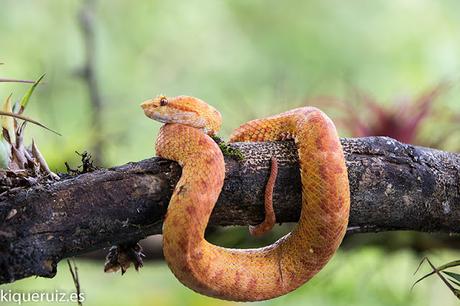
[
  {"xmin": 0, "ymin": 74, "xmax": 60, "ymax": 181},
  {"xmin": 331, "ymin": 82, "xmax": 454, "ymax": 147}
]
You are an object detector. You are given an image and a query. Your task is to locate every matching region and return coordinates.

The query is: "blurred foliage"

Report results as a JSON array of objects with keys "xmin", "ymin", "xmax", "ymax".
[
  {"xmin": 1, "ymin": 0, "xmax": 460, "ymax": 304},
  {"xmin": 1, "ymin": 0, "xmax": 460, "ymax": 170},
  {"xmin": 329, "ymin": 82, "xmax": 458, "ymax": 148},
  {"xmin": 2, "ymin": 248, "xmax": 460, "ymax": 306}
]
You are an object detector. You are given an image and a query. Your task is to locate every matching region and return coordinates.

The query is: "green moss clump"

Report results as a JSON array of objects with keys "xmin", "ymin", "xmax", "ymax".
[{"xmin": 211, "ymin": 135, "xmax": 244, "ymax": 161}]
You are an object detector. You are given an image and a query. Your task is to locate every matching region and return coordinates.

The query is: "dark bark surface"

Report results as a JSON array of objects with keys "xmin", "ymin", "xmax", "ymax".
[{"xmin": 0, "ymin": 136, "xmax": 459, "ymax": 284}]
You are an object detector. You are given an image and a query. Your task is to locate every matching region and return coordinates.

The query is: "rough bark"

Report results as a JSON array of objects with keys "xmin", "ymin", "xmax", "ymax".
[{"xmin": 0, "ymin": 136, "xmax": 459, "ymax": 284}]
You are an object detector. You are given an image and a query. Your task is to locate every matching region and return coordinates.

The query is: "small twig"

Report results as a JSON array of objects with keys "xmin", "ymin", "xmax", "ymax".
[
  {"xmin": 67, "ymin": 259, "xmax": 83, "ymax": 306},
  {"xmin": 0, "ymin": 78, "xmax": 37, "ymax": 84},
  {"xmin": 31, "ymin": 139, "xmax": 60, "ymax": 180},
  {"xmin": 76, "ymin": 151, "xmax": 98, "ymax": 173},
  {"xmin": 65, "ymin": 162, "xmax": 79, "ymax": 175},
  {"xmin": 65, "ymin": 151, "xmax": 98, "ymax": 175},
  {"xmin": 346, "ymin": 225, "xmax": 380, "ymax": 234}
]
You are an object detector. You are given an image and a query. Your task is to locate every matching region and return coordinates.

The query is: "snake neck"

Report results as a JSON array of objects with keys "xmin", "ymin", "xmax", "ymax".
[
  {"xmin": 156, "ymin": 124, "xmax": 227, "ymax": 298},
  {"xmin": 156, "ymin": 123, "xmax": 225, "ymax": 246}
]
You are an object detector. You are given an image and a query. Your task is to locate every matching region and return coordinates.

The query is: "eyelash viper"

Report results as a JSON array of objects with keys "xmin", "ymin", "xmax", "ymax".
[{"xmin": 141, "ymin": 95, "xmax": 350, "ymax": 301}]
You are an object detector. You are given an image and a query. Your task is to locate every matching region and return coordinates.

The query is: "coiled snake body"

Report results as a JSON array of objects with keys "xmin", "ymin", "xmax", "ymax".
[{"xmin": 141, "ymin": 96, "xmax": 350, "ymax": 301}]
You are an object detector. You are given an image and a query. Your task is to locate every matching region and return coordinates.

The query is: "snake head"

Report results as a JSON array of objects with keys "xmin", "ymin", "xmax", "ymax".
[{"xmin": 141, "ymin": 95, "xmax": 222, "ymax": 136}]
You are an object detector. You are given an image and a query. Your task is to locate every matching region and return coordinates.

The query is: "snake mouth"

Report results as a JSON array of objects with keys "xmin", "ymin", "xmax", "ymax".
[
  {"xmin": 150, "ymin": 114, "xmax": 171, "ymax": 123},
  {"xmin": 141, "ymin": 99, "xmax": 178, "ymax": 124},
  {"xmin": 140, "ymin": 97, "xmax": 214, "ymax": 134},
  {"xmin": 143, "ymin": 109, "xmax": 171, "ymax": 123},
  {"xmin": 140, "ymin": 100, "xmax": 165, "ymax": 122}
]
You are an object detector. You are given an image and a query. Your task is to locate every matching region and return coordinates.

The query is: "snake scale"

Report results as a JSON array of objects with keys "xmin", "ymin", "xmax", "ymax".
[{"xmin": 141, "ymin": 95, "xmax": 350, "ymax": 301}]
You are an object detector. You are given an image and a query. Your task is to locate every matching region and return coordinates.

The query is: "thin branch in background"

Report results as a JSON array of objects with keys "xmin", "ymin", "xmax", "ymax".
[
  {"xmin": 67, "ymin": 259, "xmax": 83, "ymax": 306},
  {"xmin": 0, "ymin": 78, "xmax": 37, "ymax": 84},
  {"xmin": 0, "ymin": 63, "xmax": 41, "ymax": 84},
  {"xmin": 78, "ymin": 0, "xmax": 104, "ymax": 165}
]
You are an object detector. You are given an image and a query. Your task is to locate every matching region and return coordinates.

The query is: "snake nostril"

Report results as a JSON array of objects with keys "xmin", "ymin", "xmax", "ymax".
[{"xmin": 140, "ymin": 103, "xmax": 148, "ymax": 110}]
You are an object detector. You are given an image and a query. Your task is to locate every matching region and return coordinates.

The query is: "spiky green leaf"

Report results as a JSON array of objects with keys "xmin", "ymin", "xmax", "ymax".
[
  {"xmin": 444, "ymin": 271, "xmax": 460, "ymax": 285},
  {"xmin": 413, "ymin": 258, "xmax": 460, "ymax": 289},
  {"xmin": 18, "ymin": 73, "xmax": 45, "ymax": 113},
  {"xmin": 436, "ymin": 260, "xmax": 460, "ymax": 271},
  {"xmin": 0, "ymin": 110, "xmax": 61, "ymax": 136},
  {"xmin": 413, "ymin": 257, "xmax": 460, "ymax": 300}
]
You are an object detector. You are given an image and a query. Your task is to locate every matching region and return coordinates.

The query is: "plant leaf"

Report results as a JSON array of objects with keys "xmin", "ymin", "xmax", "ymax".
[
  {"xmin": 2, "ymin": 94, "xmax": 15, "ymax": 145},
  {"xmin": 434, "ymin": 259, "xmax": 460, "ymax": 270},
  {"xmin": 445, "ymin": 276, "xmax": 460, "ymax": 288},
  {"xmin": 403, "ymin": 82, "xmax": 450, "ymax": 136},
  {"xmin": 412, "ymin": 258, "xmax": 460, "ymax": 290},
  {"xmin": 413, "ymin": 257, "xmax": 460, "ymax": 300},
  {"xmin": 444, "ymin": 271, "xmax": 460, "ymax": 284},
  {"xmin": 18, "ymin": 73, "xmax": 45, "ymax": 113},
  {"xmin": 425, "ymin": 258, "xmax": 460, "ymax": 300},
  {"xmin": 0, "ymin": 110, "xmax": 61, "ymax": 136}
]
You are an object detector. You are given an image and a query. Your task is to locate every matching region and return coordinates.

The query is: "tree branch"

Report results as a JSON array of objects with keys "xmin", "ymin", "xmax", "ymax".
[{"xmin": 0, "ymin": 136, "xmax": 459, "ymax": 284}]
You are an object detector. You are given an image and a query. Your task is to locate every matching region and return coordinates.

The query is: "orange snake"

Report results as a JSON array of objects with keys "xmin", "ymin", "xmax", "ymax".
[{"xmin": 141, "ymin": 95, "xmax": 350, "ymax": 301}]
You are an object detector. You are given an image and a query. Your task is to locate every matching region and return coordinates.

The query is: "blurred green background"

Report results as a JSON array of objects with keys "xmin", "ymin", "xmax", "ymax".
[{"xmin": 1, "ymin": 0, "xmax": 460, "ymax": 305}]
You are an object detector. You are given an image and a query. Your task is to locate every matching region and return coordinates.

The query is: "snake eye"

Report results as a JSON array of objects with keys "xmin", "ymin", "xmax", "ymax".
[{"xmin": 160, "ymin": 97, "xmax": 168, "ymax": 106}]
